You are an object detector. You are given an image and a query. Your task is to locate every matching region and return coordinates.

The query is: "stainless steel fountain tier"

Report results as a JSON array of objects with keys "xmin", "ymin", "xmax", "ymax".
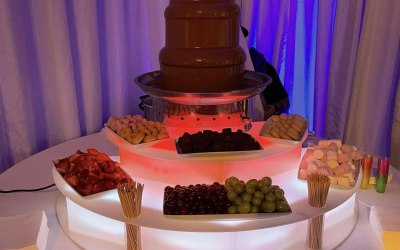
[
  {"xmin": 135, "ymin": 70, "xmax": 271, "ymax": 136},
  {"xmin": 134, "ymin": 70, "xmax": 271, "ymax": 106}
]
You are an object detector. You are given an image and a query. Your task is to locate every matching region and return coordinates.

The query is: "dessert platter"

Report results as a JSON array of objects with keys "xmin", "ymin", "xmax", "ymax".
[
  {"xmin": 52, "ymin": 1, "xmax": 362, "ymax": 249},
  {"xmin": 297, "ymin": 139, "xmax": 363, "ymax": 190}
]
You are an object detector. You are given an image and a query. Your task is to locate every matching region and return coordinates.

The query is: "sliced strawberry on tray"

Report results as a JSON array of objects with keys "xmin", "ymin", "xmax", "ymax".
[{"xmin": 53, "ymin": 148, "xmax": 132, "ymax": 197}]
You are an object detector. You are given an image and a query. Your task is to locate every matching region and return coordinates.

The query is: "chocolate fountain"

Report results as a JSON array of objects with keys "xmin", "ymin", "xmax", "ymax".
[{"xmin": 135, "ymin": 0, "xmax": 271, "ymax": 137}]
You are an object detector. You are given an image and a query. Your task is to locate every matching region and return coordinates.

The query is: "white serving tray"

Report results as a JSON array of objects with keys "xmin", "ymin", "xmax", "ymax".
[
  {"xmin": 163, "ymin": 210, "xmax": 292, "ymax": 221},
  {"xmin": 103, "ymin": 125, "xmax": 169, "ymax": 149},
  {"xmin": 52, "ymin": 156, "xmax": 129, "ymax": 200},
  {"xmin": 296, "ymin": 149, "xmax": 361, "ymax": 190},
  {"xmin": 259, "ymin": 117, "xmax": 308, "ymax": 145}
]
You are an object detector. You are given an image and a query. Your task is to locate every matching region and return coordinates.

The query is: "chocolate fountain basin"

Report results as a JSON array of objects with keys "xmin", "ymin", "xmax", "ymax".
[{"xmin": 134, "ymin": 70, "xmax": 271, "ymax": 106}]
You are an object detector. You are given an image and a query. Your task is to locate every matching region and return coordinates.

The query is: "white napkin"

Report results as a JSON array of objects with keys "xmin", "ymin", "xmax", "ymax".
[
  {"xmin": 0, "ymin": 211, "xmax": 49, "ymax": 250},
  {"xmin": 369, "ymin": 206, "xmax": 400, "ymax": 249}
]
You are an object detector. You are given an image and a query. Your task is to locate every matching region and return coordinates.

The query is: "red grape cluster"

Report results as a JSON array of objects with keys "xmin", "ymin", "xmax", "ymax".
[{"xmin": 163, "ymin": 182, "xmax": 232, "ymax": 215}]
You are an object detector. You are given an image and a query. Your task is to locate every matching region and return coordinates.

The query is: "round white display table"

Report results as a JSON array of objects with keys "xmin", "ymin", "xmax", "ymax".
[
  {"xmin": 52, "ymin": 122, "xmax": 360, "ymax": 249},
  {"xmin": 2, "ymin": 125, "xmax": 398, "ymax": 249}
]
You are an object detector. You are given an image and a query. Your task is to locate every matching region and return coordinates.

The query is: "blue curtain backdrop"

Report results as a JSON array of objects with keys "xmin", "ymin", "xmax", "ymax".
[{"xmin": 244, "ymin": 0, "xmax": 339, "ymax": 135}]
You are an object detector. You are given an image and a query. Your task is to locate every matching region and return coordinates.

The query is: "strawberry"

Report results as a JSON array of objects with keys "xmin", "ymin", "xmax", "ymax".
[
  {"xmin": 93, "ymin": 182, "xmax": 107, "ymax": 193},
  {"xmin": 55, "ymin": 159, "xmax": 70, "ymax": 174},
  {"xmin": 96, "ymin": 153, "xmax": 111, "ymax": 161},
  {"xmin": 104, "ymin": 180, "xmax": 116, "ymax": 189},
  {"xmin": 66, "ymin": 175, "xmax": 78, "ymax": 187},
  {"xmin": 87, "ymin": 148, "xmax": 100, "ymax": 156}
]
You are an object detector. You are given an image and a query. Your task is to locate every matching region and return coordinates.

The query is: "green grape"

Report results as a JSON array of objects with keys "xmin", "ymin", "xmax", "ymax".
[
  {"xmin": 276, "ymin": 201, "xmax": 291, "ymax": 212},
  {"xmin": 258, "ymin": 179, "xmax": 269, "ymax": 187},
  {"xmin": 265, "ymin": 193, "xmax": 276, "ymax": 202},
  {"xmin": 227, "ymin": 176, "xmax": 239, "ymax": 186},
  {"xmin": 234, "ymin": 197, "xmax": 243, "ymax": 206},
  {"xmin": 260, "ymin": 185, "xmax": 271, "ymax": 194},
  {"xmin": 261, "ymin": 201, "xmax": 276, "ymax": 213},
  {"xmin": 254, "ymin": 191, "xmax": 264, "ymax": 199},
  {"xmin": 223, "ymin": 176, "xmax": 289, "ymax": 215},
  {"xmin": 274, "ymin": 190, "xmax": 285, "ymax": 201},
  {"xmin": 250, "ymin": 206, "xmax": 259, "ymax": 213},
  {"xmin": 257, "ymin": 180, "xmax": 266, "ymax": 190},
  {"xmin": 251, "ymin": 197, "xmax": 262, "ymax": 207},
  {"xmin": 238, "ymin": 202, "xmax": 251, "ymax": 214},
  {"xmin": 227, "ymin": 205, "xmax": 238, "ymax": 214},
  {"xmin": 261, "ymin": 176, "xmax": 272, "ymax": 186},
  {"xmin": 234, "ymin": 182, "xmax": 244, "ymax": 194},
  {"xmin": 241, "ymin": 193, "xmax": 252, "ymax": 203},
  {"xmin": 227, "ymin": 190, "xmax": 238, "ymax": 201},
  {"xmin": 272, "ymin": 185, "xmax": 280, "ymax": 192},
  {"xmin": 246, "ymin": 179, "xmax": 258, "ymax": 187},
  {"xmin": 224, "ymin": 184, "xmax": 232, "ymax": 192},
  {"xmin": 245, "ymin": 185, "xmax": 256, "ymax": 194},
  {"xmin": 224, "ymin": 178, "xmax": 230, "ymax": 186}
]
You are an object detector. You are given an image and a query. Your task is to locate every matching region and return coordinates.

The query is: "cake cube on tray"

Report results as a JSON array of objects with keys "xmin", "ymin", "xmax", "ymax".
[{"xmin": 297, "ymin": 139, "xmax": 362, "ymax": 189}]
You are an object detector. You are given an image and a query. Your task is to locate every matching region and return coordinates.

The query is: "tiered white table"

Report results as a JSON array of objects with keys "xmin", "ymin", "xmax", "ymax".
[{"xmin": 1, "ymin": 122, "xmax": 398, "ymax": 250}]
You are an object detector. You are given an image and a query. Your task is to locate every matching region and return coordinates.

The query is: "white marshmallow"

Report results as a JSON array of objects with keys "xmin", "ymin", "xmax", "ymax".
[
  {"xmin": 327, "ymin": 142, "xmax": 339, "ymax": 152},
  {"xmin": 327, "ymin": 151, "xmax": 338, "ymax": 161},
  {"xmin": 327, "ymin": 160, "xmax": 339, "ymax": 169},
  {"xmin": 330, "ymin": 139, "xmax": 343, "ymax": 149},
  {"xmin": 318, "ymin": 140, "xmax": 331, "ymax": 148},
  {"xmin": 337, "ymin": 153, "xmax": 350, "ymax": 163},
  {"xmin": 312, "ymin": 149, "xmax": 326, "ymax": 160}
]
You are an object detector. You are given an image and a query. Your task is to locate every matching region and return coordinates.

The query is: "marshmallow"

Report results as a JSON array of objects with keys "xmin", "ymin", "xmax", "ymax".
[
  {"xmin": 312, "ymin": 149, "xmax": 326, "ymax": 160},
  {"xmin": 327, "ymin": 160, "xmax": 339, "ymax": 169},
  {"xmin": 327, "ymin": 142, "xmax": 339, "ymax": 152},
  {"xmin": 341, "ymin": 144, "xmax": 354, "ymax": 153},
  {"xmin": 327, "ymin": 151, "xmax": 338, "ymax": 161},
  {"xmin": 337, "ymin": 153, "xmax": 350, "ymax": 163},
  {"xmin": 337, "ymin": 176, "xmax": 351, "ymax": 187},
  {"xmin": 350, "ymin": 150, "xmax": 362, "ymax": 161},
  {"xmin": 330, "ymin": 139, "xmax": 343, "ymax": 149},
  {"xmin": 333, "ymin": 165, "xmax": 346, "ymax": 176},
  {"xmin": 308, "ymin": 163, "xmax": 318, "ymax": 173},
  {"xmin": 329, "ymin": 176, "xmax": 338, "ymax": 185},
  {"xmin": 308, "ymin": 160, "xmax": 319, "ymax": 169},
  {"xmin": 317, "ymin": 167, "xmax": 330, "ymax": 176},
  {"xmin": 343, "ymin": 173, "xmax": 355, "ymax": 183},
  {"xmin": 318, "ymin": 140, "xmax": 331, "ymax": 148},
  {"xmin": 341, "ymin": 162, "xmax": 353, "ymax": 171}
]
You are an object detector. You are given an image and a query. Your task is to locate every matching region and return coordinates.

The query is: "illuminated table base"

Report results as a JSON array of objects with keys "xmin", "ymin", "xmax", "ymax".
[{"xmin": 56, "ymin": 194, "xmax": 358, "ymax": 250}]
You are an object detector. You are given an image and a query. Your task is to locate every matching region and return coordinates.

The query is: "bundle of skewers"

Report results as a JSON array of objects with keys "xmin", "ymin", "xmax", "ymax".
[
  {"xmin": 306, "ymin": 173, "xmax": 331, "ymax": 250},
  {"xmin": 117, "ymin": 181, "xmax": 144, "ymax": 250}
]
